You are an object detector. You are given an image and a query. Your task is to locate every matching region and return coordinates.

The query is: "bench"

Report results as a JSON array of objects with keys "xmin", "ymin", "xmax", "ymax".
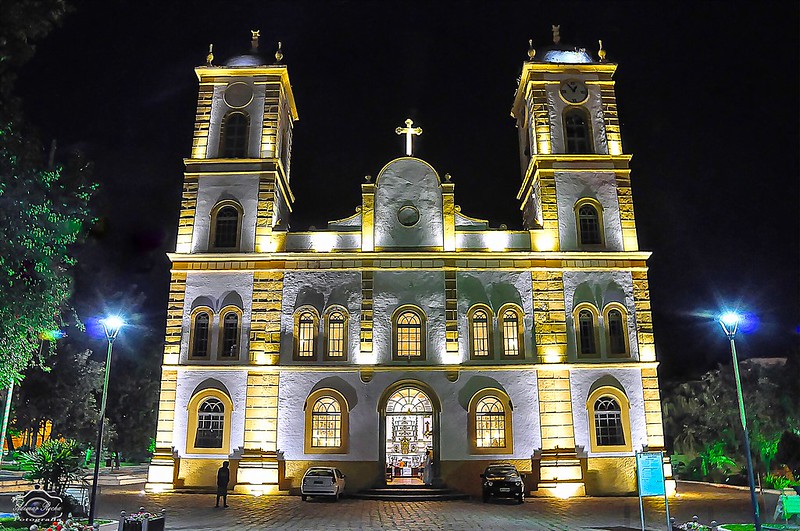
[{"xmin": 774, "ymin": 493, "xmax": 800, "ymax": 523}]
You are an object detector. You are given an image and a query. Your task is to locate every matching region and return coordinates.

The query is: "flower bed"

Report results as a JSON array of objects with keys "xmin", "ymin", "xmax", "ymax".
[{"xmin": 117, "ymin": 509, "xmax": 165, "ymax": 531}]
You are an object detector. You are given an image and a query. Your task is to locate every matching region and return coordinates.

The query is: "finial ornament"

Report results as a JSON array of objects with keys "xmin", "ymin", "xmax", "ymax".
[
  {"xmin": 275, "ymin": 41, "xmax": 284, "ymax": 63},
  {"xmin": 598, "ymin": 39, "xmax": 607, "ymax": 62},
  {"xmin": 444, "ymin": 173, "xmax": 452, "ymax": 183},
  {"xmin": 364, "ymin": 175, "xmax": 372, "ymax": 183},
  {"xmin": 527, "ymin": 39, "xmax": 536, "ymax": 60},
  {"xmin": 206, "ymin": 44, "xmax": 214, "ymax": 66},
  {"xmin": 552, "ymin": 24, "xmax": 561, "ymax": 44},
  {"xmin": 395, "ymin": 118, "xmax": 423, "ymax": 156},
  {"xmin": 250, "ymin": 29, "xmax": 260, "ymax": 51}
]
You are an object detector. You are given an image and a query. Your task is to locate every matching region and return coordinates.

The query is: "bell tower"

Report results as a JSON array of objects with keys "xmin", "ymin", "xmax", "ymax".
[{"xmin": 176, "ymin": 31, "xmax": 298, "ymax": 256}]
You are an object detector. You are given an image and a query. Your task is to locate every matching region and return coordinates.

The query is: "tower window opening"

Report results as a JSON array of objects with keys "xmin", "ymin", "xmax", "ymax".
[
  {"xmin": 221, "ymin": 112, "xmax": 249, "ymax": 158},
  {"xmin": 594, "ymin": 397, "xmax": 625, "ymax": 446},
  {"xmin": 565, "ymin": 109, "xmax": 592, "ymax": 154},
  {"xmin": 195, "ymin": 398, "xmax": 225, "ymax": 448},
  {"xmin": 578, "ymin": 309, "xmax": 597, "ymax": 356},
  {"xmin": 220, "ymin": 312, "xmax": 239, "ymax": 357},
  {"xmin": 213, "ymin": 206, "xmax": 240, "ymax": 249},
  {"xmin": 607, "ymin": 309, "xmax": 627, "ymax": 355},
  {"xmin": 578, "ymin": 204, "xmax": 602, "ymax": 245}
]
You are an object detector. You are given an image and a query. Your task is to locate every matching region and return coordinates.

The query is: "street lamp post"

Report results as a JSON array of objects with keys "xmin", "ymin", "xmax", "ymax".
[
  {"xmin": 88, "ymin": 316, "xmax": 124, "ymax": 526},
  {"xmin": 719, "ymin": 312, "xmax": 761, "ymax": 531}
]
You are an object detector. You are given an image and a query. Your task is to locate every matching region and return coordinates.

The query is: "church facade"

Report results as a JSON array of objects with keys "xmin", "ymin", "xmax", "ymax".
[{"xmin": 146, "ymin": 32, "xmax": 671, "ymax": 498}]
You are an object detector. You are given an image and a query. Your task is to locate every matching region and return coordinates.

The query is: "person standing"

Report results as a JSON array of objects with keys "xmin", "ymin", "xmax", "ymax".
[
  {"xmin": 216, "ymin": 461, "xmax": 230, "ymax": 507},
  {"xmin": 422, "ymin": 450, "xmax": 433, "ymax": 486}
]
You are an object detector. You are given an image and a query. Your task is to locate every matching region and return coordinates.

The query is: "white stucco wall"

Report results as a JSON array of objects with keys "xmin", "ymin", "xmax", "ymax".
[
  {"xmin": 456, "ymin": 271, "xmax": 535, "ymax": 362},
  {"xmin": 562, "ymin": 270, "xmax": 639, "ymax": 361},
  {"xmin": 284, "ymin": 232, "xmax": 362, "ymax": 252},
  {"xmin": 206, "ymin": 82, "xmax": 266, "ymax": 159},
  {"xmin": 280, "ymin": 271, "xmax": 362, "ymax": 363},
  {"xmin": 374, "ymin": 159, "xmax": 444, "ymax": 249},
  {"xmin": 546, "ymin": 74, "xmax": 608, "ymax": 156},
  {"xmin": 192, "ymin": 175, "xmax": 260, "ymax": 253},
  {"xmin": 555, "ymin": 171, "xmax": 623, "ymax": 251},
  {"xmin": 181, "ymin": 271, "xmax": 254, "ymax": 363},
  {"xmin": 569, "ymin": 367, "xmax": 647, "ymax": 457},
  {"xmin": 372, "ymin": 271, "xmax": 446, "ymax": 364},
  {"xmin": 277, "ymin": 369, "xmax": 540, "ymax": 462},
  {"xmin": 173, "ymin": 369, "xmax": 249, "ymax": 457}
]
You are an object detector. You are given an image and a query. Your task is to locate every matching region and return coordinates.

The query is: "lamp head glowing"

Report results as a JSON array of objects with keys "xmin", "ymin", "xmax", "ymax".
[
  {"xmin": 719, "ymin": 312, "xmax": 740, "ymax": 337},
  {"xmin": 100, "ymin": 316, "xmax": 125, "ymax": 340}
]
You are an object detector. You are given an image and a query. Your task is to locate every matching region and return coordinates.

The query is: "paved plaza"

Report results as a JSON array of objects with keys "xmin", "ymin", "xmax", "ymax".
[{"xmin": 0, "ymin": 482, "xmax": 778, "ymax": 530}]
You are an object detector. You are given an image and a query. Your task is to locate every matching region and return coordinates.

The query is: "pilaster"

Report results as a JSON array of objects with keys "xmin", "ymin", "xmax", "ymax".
[
  {"xmin": 360, "ymin": 266, "xmax": 374, "ymax": 359},
  {"xmin": 631, "ymin": 271, "xmax": 656, "ymax": 361},
  {"xmin": 531, "ymin": 270, "xmax": 568, "ymax": 363},
  {"xmin": 249, "ymin": 271, "xmax": 283, "ymax": 365}
]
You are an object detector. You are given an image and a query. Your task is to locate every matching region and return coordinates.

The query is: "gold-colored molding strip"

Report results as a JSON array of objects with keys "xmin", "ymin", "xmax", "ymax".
[{"xmin": 167, "ymin": 361, "xmax": 660, "ymax": 372}]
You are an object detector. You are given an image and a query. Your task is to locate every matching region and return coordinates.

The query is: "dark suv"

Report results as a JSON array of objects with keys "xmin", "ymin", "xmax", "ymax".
[{"xmin": 480, "ymin": 463, "xmax": 525, "ymax": 503}]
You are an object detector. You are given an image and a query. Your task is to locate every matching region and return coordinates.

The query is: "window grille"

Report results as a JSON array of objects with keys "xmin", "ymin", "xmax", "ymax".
[
  {"xmin": 471, "ymin": 309, "xmax": 490, "ymax": 357},
  {"xmin": 578, "ymin": 204, "xmax": 601, "ymax": 245},
  {"xmin": 191, "ymin": 312, "xmax": 210, "ymax": 357},
  {"xmin": 578, "ymin": 309, "xmax": 597, "ymax": 355},
  {"xmin": 311, "ymin": 397, "xmax": 341, "ymax": 447},
  {"xmin": 195, "ymin": 398, "xmax": 224, "ymax": 448},
  {"xmin": 594, "ymin": 397, "xmax": 625, "ymax": 446},
  {"xmin": 221, "ymin": 112, "xmax": 249, "ymax": 158},
  {"xmin": 475, "ymin": 396, "xmax": 506, "ymax": 448},
  {"xmin": 326, "ymin": 311, "xmax": 346, "ymax": 358},
  {"xmin": 220, "ymin": 312, "xmax": 238, "ymax": 357},
  {"xmin": 213, "ymin": 206, "xmax": 239, "ymax": 249},
  {"xmin": 501, "ymin": 309, "xmax": 520, "ymax": 357},
  {"xmin": 298, "ymin": 312, "xmax": 316, "ymax": 358},
  {"xmin": 607, "ymin": 309, "xmax": 627, "ymax": 355},
  {"xmin": 396, "ymin": 311, "xmax": 422, "ymax": 358},
  {"xmin": 565, "ymin": 109, "xmax": 592, "ymax": 154}
]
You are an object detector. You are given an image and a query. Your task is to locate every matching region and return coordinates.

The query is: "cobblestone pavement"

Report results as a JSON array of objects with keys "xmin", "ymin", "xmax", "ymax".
[{"xmin": 1, "ymin": 482, "xmax": 774, "ymax": 530}]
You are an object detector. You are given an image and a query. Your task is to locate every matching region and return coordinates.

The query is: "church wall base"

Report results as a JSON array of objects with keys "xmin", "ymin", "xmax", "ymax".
[
  {"xmin": 440, "ymin": 459, "xmax": 534, "ymax": 498},
  {"xmin": 281, "ymin": 460, "xmax": 382, "ymax": 494},
  {"xmin": 584, "ymin": 456, "xmax": 637, "ymax": 495},
  {"xmin": 175, "ymin": 457, "xmax": 239, "ymax": 489}
]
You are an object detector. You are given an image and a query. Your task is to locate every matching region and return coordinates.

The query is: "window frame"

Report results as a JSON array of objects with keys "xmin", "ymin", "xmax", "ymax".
[
  {"xmin": 209, "ymin": 201, "xmax": 244, "ymax": 252},
  {"xmin": 468, "ymin": 389, "xmax": 513, "ymax": 455},
  {"xmin": 186, "ymin": 388, "xmax": 233, "ymax": 455},
  {"xmin": 304, "ymin": 389, "xmax": 349, "ymax": 454},
  {"xmin": 586, "ymin": 386, "xmax": 632, "ymax": 453},
  {"xmin": 323, "ymin": 306, "xmax": 349, "ymax": 361},
  {"xmin": 573, "ymin": 303, "xmax": 601, "ymax": 359},
  {"xmin": 563, "ymin": 107, "xmax": 593, "ymax": 154},
  {"xmin": 467, "ymin": 304, "xmax": 494, "ymax": 360},
  {"xmin": 293, "ymin": 306, "xmax": 320, "ymax": 361},
  {"xmin": 574, "ymin": 198, "xmax": 605, "ymax": 247},
  {"xmin": 189, "ymin": 307, "xmax": 213, "ymax": 359},
  {"xmin": 220, "ymin": 111, "xmax": 250, "ymax": 159},
  {"xmin": 603, "ymin": 303, "xmax": 631, "ymax": 358},
  {"xmin": 392, "ymin": 305, "xmax": 427, "ymax": 361},
  {"xmin": 498, "ymin": 303, "xmax": 525, "ymax": 359},
  {"xmin": 218, "ymin": 306, "xmax": 242, "ymax": 360}
]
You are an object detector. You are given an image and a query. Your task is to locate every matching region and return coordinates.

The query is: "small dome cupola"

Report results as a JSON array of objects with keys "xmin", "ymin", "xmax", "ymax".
[
  {"xmin": 225, "ymin": 30, "xmax": 267, "ymax": 67},
  {"xmin": 536, "ymin": 25, "xmax": 595, "ymax": 64}
]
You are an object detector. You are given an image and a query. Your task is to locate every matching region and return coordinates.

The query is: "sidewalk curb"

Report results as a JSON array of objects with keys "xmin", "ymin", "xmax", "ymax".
[{"xmin": 677, "ymin": 479, "xmax": 782, "ymax": 496}]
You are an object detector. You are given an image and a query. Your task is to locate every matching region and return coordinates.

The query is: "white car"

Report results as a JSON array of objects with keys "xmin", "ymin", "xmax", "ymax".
[{"xmin": 301, "ymin": 467, "xmax": 346, "ymax": 501}]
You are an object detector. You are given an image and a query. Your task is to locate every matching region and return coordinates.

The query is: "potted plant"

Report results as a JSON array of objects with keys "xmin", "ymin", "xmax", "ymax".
[{"xmin": 118, "ymin": 508, "xmax": 165, "ymax": 531}]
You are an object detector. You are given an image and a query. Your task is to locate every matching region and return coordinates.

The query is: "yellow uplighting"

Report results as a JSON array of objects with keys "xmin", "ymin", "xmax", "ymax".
[
  {"xmin": 252, "ymin": 352, "xmax": 279, "ymax": 365},
  {"xmin": 312, "ymin": 232, "xmax": 337, "ymax": 252},
  {"xmin": 532, "ymin": 230, "xmax": 557, "ymax": 251},
  {"xmin": 623, "ymin": 234, "xmax": 639, "ymax": 251},
  {"xmin": 553, "ymin": 483, "xmax": 583, "ymax": 499},
  {"xmin": 639, "ymin": 344, "xmax": 656, "ymax": 361},
  {"xmin": 485, "ymin": 232, "xmax": 508, "ymax": 252},
  {"xmin": 543, "ymin": 345, "xmax": 564, "ymax": 363},
  {"xmin": 608, "ymin": 140, "xmax": 622, "ymax": 156},
  {"xmin": 666, "ymin": 479, "xmax": 677, "ymax": 497}
]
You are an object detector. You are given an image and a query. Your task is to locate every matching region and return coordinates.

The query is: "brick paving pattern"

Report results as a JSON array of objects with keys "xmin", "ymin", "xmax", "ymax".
[{"xmin": 0, "ymin": 482, "xmax": 774, "ymax": 530}]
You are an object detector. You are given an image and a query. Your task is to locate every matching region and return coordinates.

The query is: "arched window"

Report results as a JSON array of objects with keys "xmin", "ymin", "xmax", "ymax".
[
  {"xmin": 577, "ymin": 308, "xmax": 598, "ymax": 357},
  {"xmin": 294, "ymin": 308, "xmax": 319, "ymax": 360},
  {"xmin": 210, "ymin": 204, "xmax": 241, "ymax": 250},
  {"xmin": 324, "ymin": 309, "xmax": 348, "ymax": 360},
  {"xmin": 499, "ymin": 305, "xmax": 524, "ymax": 359},
  {"xmin": 186, "ymin": 388, "xmax": 233, "ymax": 454},
  {"xmin": 577, "ymin": 203, "xmax": 602, "ymax": 245},
  {"xmin": 564, "ymin": 108, "xmax": 592, "ymax": 154},
  {"xmin": 393, "ymin": 307, "xmax": 425, "ymax": 360},
  {"xmin": 469, "ymin": 390, "xmax": 513, "ymax": 455},
  {"xmin": 311, "ymin": 397, "xmax": 341, "ymax": 448},
  {"xmin": 587, "ymin": 386, "xmax": 632, "ymax": 453},
  {"xmin": 220, "ymin": 112, "xmax": 249, "ymax": 158},
  {"xmin": 304, "ymin": 389, "xmax": 349, "ymax": 454},
  {"xmin": 219, "ymin": 310, "xmax": 239, "ymax": 358},
  {"xmin": 606, "ymin": 308, "xmax": 628, "ymax": 356},
  {"xmin": 468, "ymin": 306, "xmax": 492, "ymax": 359},
  {"xmin": 190, "ymin": 310, "xmax": 211, "ymax": 358},
  {"xmin": 195, "ymin": 397, "xmax": 225, "ymax": 449}
]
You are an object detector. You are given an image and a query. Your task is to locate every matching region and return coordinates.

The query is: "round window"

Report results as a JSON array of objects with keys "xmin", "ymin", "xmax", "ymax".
[
  {"xmin": 397, "ymin": 205, "xmax": 420, "ymax": 227},
  {"xmin": 223, "ymin": 82, "xmax": 254, "ymax": 108}
]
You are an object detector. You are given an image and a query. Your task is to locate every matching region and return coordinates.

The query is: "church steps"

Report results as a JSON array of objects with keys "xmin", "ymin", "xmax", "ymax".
[{"xmin": 351, "ymin": 485, "xmax": 468, "ymax": 501}]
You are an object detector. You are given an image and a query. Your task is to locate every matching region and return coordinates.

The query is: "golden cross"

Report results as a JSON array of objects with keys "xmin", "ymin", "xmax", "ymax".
[{"xmin": 395, "ymin": 118, "xmax": 422, "ymax": 156}]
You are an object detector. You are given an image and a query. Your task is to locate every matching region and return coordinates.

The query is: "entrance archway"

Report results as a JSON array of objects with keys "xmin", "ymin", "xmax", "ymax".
[{"xmin": 378, "ymin": 381, "xmax": 440, "ymax": 485}]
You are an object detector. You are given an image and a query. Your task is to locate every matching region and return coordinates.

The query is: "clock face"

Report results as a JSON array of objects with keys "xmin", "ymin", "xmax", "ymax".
[{"xmin": 559, "ymin": 80, "xmax": 589, "ymax": 104}]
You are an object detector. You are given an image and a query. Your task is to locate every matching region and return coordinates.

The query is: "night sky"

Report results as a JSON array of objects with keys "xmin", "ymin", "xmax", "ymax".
[{"xmin": 16, "ymin": 1, "xmax": 799, "ymax": 380}]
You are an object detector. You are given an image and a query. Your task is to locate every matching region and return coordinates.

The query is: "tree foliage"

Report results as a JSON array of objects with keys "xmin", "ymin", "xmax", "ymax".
[
  {"xmin": 663, "ymin": 353, "xmax": 800, "ymax": 482},
  {"xmin": 0, "ymin": 0, "xmax": 95, "ymax": 387}
]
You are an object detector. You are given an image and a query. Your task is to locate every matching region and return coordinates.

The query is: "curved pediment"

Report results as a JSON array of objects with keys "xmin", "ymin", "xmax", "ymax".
[{"xmin": 374, "ymin": 158, "xmax": 444, "ymax": 250}]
